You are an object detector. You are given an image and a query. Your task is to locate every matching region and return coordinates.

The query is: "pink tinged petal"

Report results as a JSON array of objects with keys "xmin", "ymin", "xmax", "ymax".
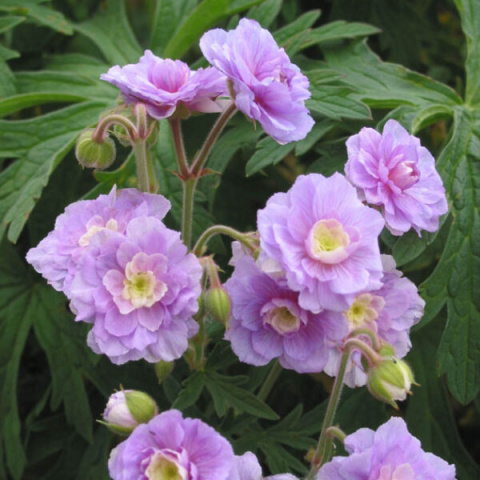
[
  {"xmin": 103, "ymin": 269, "xmax": 125, "ymax": 296},
  {"xmin": 103, "ymin": 307, "xmax": 138, "ymax": 336},
  {"xmin": 226, "ymin": 325, "xmax": 271, "ymax": 366}
]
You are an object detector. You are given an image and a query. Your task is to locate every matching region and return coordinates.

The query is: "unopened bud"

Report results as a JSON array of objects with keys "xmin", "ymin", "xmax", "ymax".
[
  {"xmin": 101, "ymin": 390, "xmax": 158, "ymax": 435},
  {"xmin": 75, "ymin": 129, "xmax": 116, "ymax": 169},
  {"xmin": 367, "ymin": 357, "xmax": 416, "ymax": 409},
  {"xmin": 204, "ymin": 287, "xmax": 231, "ymax": 326},
  {"xmin": 154, "ymin": 361, "xmax": 173, "ymax": 384}
]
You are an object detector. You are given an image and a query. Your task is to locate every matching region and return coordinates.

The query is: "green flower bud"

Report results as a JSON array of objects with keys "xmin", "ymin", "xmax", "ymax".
[
  {"xmin": 204, "ymin": 287, "xmax": 231, "ymax": 326},
  {"xmin": 367, "ymin": 357, "xmax": 416, "ymax": 409},
  {"xmin": 154, "ymin": 361, "xmax": 174, "ymax": 384},
  {"xmin": 75, "ymin": 129, "xmax": 116, "ymax": 170},
  {"xmin": 101, "ymin": 389, "xmax": 158, "ymax": 435}
]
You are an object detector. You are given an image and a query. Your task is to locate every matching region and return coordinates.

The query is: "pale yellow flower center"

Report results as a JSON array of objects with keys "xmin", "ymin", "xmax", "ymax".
[
  {"xmin": 78, "ymin": 218, "xmax": 118, "ymax": 246},
  {"xmin": 264, "ymin": 307, "xmax": 300, "ymax": 335},
  {"xmin": 345, "ymin": 293, "xmax": 385, "ymax": 330},
  {"xmin": 145, "ymin": 453, "xmax": 186, "ymax": 480}
]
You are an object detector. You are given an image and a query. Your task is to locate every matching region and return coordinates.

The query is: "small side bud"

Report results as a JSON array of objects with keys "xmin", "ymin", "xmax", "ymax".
[
  {"xmin": 367, "ymin": 357, "xmax": 416, "ymax": 409},
  {"xmin": 154, "ymin": 361, "xmax": 174, "ymax": 384},
  {"xmin": 204, "ymin": 287, "xmax": 231, "ymax": 326},
  {"xmin": 101, "ymin": 390, "xmax": 158, "ymax": 435},
  {"xmin": 75, "ymin": 129, "xmax": 116, "ymax": 170}
]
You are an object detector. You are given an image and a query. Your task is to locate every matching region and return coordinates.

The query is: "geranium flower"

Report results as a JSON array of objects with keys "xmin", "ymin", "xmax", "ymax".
[
  {"xmin": 225, "ymin": 245, "xmax": 347, "ymax": 373},
  {"xmin": 258, "ymin": 173, "xmax": 384, "ymax": 313},
  {"xmin": 345, "ymin": 119, "xmax": 448, "ymax": 235},
  {"xmin": 200, "ymin": 18, "xmax": 314, "ymax": 144},
  {"xmin": 101, "ymin": 50, "xmax": 227, "ymax": 119},
  {"xmin": 69, "ymin": 217, "xmax": 202, "ymax": 364},
  {"xmin": 109, "ymin": 410, "xmax": 234, "ymax": 480},
  {"xmin": 317, "ymin": 417, "xmax": 456, "ymax": 480}
]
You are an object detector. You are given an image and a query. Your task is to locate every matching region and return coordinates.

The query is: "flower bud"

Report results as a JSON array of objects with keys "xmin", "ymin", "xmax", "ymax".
[
  {"xmin": 75, "ymin": 129, "xmax": 116, "ymax": 170},
  {"xmin": 154, "ymin": 361, "xmax": 173, "ymax": 384},
  {"xmin": 204, "ymin": 287, "xmax": 231, "ymax": 326},
  {"xmin": 102, "ymin": 390, "xmax": 158, "ymax": 435},
  {"xmin": 367, "ymin": 357, "xmax": 416, "ymax": 409}
]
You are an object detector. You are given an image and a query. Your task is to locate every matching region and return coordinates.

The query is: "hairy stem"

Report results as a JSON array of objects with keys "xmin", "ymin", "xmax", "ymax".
[
  {"xmin": 193, "ymin": 225, "xmax": 257, "ymax": 256},
  {"xmin": 169, "ymin": 118, "xmax": 190, "ymax": 178},
  {"xmin": 182, "ymin": 178, "xmax": 196, "ymax": 248},
  {"xmin": 132, "ymin": 139, "xmax": 150, "ymax": 193}
]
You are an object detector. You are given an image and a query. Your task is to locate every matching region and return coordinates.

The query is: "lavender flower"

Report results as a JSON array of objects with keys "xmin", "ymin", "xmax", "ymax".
[
  {"xmin": 317, "ymin": 417, "xmax": 456, "ymax": 480},
  {"xmin": 26, "ymin": 187, "xmax": 170, "ymax": 297},
  {"xmin": 345, "ymin": 119, "xmax": 448, "ymax": 235},
  {"xmin": 101, "ymin": 50, "xmax": 227, "ymax": 119},
  {"xmin": 108, "ymin": 409, "xmax": 234, "ymax": 480},
  {"xmin": 200, "ymin": 18, "xmax": 314, "ymax": 144},
  {"xmin": 69, "ymin": 217, "xmax": 202, "ymax": 364},
  {"xmin": 324, "ymin": 255, "xmax": 425, "ymax": 387},
  {"xmin": 225, "ymin": 246, "xmax": 347, "ymax": 373},
  {"xmin": 258, "ymin": 173, "xmax": 385, "ymax": 313},
  {"xmin": 230, "ymin": 452, "xmax": 298, "ymax": 480}
]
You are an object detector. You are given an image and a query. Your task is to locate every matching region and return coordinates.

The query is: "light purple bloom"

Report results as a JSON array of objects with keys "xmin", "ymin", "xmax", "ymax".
[
  {"xmin": 101, "ymin": 50, "xmax": 228, "ymax": 119},
  {"xmin": 345, "ymin": 119, "xmax": 448, "ymax": 235},
  {"xmin": 258, "ymin": 173, "xmax": 385, "ymax": 313},
  {"xmin": 225, "ymin": 246, "xmax": 347, "ymax": 373},
  {"xmin": 230, "ymin": 452, "xmax": 298, "ymax": 480},
  {"xmin": 69, "ymin": 216, "xmax": 202, "ymax": 364},
  {"xmin": 103, "ymin": 390, "xmax": 139, "ymax": 429},
  {"xmin": 317, "ymin": 417, "xmax": 456, "ymax": 480},
  {"xmin": 26, "ymin": 187, "xmax": 170, "ymax": 297},
  {"xmin": 200, "ymin": 18, "xmax": 314, "ymax": 144},
  {"xmin": 324, "ymin": 255, "xmax": 425, "ymax": 387},
  {"xmin": 108, "ymin": 409, "xmax": 234, "ymax": 480}
]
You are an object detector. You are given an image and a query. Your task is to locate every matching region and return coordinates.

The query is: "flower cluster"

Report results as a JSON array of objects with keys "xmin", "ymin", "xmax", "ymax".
[
  {"xmin": 27, "ymin": 188, "xmax": 202, "ymax": 365},
  {"xmin": 317, "ymin": 417, "xmax": 456, "ymax": 480},
  {"xmin": 225, "ymin": 171, "xmax": 426, "ymax": 381},
  {"xmin": 101, "ymin": 19, "xmax": 313, "ymax": 144}
]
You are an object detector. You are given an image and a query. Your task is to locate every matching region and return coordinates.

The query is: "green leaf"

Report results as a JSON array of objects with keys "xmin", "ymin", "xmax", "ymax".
[
  {"xmin": 150, "ymin": 0, "xmax": 198, "ymax": 55},
  {"xmin": 0, "ymin": 243, "xmax": 33, "ymax": 479},
  {"xmin": 32, "ymin": 288, "xmax": 95, "ymax": 441},
  {"xmin": 172, "ymin": 372, "xmax": 205, "ymax": 410},
  {"xmin": 0, "ymin": 102, "xmax": 108, "ymax": 242},
  {"xmin": 0, "ymin": 15, "xmax": 24, "ymax": 34},
  {"xmin": 163, "ymin": 0, "xmax": 265, "ymax": 59},
  {"xmin": 421, "ymin": 106, "xmax": 480, "ymax": 403},
  {"xmin": 390, "ymin": 229, "xmax": 441, "ymax": 267},
  {"xmin": 411, "ymin": 104, "xmax": 454, "ymax": 134},
  {"xmin": 273, "ymin": 10, "xmax": 321, "ymax": 46},
  {"xmin": 75, "ymin": 0, "xmax": 142, "ymax": 65},
  {"xmin": 204, "ymin": 371, "xmax": 279, "ymax": 420},
  {"xmin": 308, "ymin": 84, "xmax": 371, "ymax": 120},
  {"xmin": 324, "ymin": 40, "xmax": 462, "ymax": 108},
  {"xmin": 247, "ymin": 0, "xmax": 282, "ymax": 28},
  {"xmin": 407, "ymin": 323, "xmax": 480, "ymax": 480},
  {"xmin": 0, "ymin": 0, "xmax": 72, "ymax": 34},
  {"xmin": 0, "ymin": 61, "xmax": 16, "ymax": 98},
  {"xmin": 455, "ymin": 0, "xmax": 480, "ymax": 106},
  {"xmin": 245, "ymin": 136, "xmax": 294, "ymax": 176},
  {"xmin": 294, "ymin": 120, "xmax": 333, "ymax": 156},
  {"xmin": 300, "ymin": 20, "xmax": 381, "ymax": 50}
]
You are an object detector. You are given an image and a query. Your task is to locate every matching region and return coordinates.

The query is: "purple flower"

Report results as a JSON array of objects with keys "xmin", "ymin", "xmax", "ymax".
[
  {"xmin": 200, "ymin": 18, "xmax": 314, "ymax": 144},
  {"xmin": 69, "ymin": 216, "xmax": 202, "ymax": 364},
  {"xmin": 324, "ymin": 255, "xmax": 425, "ymax": 387},
  {"xmin": 101, "ymin": 50, "xmax": 228, "ymax": 119},
  {"xmin": 317, "ymin": 417, "xmax": 456, "ymax": 480},
  {"xmin": 258, "ymin": 173, "xmax": 385, "ymax": 313},
  {"xmin": 224, "ymin": 245, "xmax": 347, "ymax": 373},
  {"xmin": 230, "ymin": 452, "xmax": 298, "ymax": 480},
  {"xmin": 109, "ymin": 409, "xmax": 234, "ymax": 480},
  {"xmin": 26, "ymin": 187, "xmax": 170, "ymax": 297},
  {"xmin": 345, "ymin": 119, "xmax": 448, "ymax": 235}
]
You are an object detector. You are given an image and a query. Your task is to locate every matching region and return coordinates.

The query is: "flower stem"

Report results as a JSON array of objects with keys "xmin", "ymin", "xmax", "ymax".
[
  {"xmin": 307, "ymin": 351, "xmax": 350, "ymax": 479},
  {"xmin": 169, "ymin": 118, "xmax": 190, "ymax": 178},
  {"xmin": 93, "ymin": 114, "xmax": 138, "ymax": 142},
  {"xmin": 343, "ymin": 337, "xmax": 381, "ymax": 366},
  {"xmin": 132, "ymin": 139, "xmax": 150, "ymax": 193},
  {"xmin": 190, "ymin": 102, "xmax": 237, "ymax": 175},
  {"xmin": 348, "ymin": 328, "xmax": 382, "ymax": 351},
  {"xmin": 257, "ymin": 360, "xmax": 282, "ymax": 402},
  {"xmin": 182, "ymin": 178, "xmax": 196, "ymax": 248},
  {"xmin": 326, "ymin": 426, "xmax": 346, "ymax": 444},
  {"xmin": 193, "ymin": 225, "xmax": 257, "ymax": 256}
]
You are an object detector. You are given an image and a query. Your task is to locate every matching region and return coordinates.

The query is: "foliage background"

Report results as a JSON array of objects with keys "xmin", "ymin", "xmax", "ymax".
[{"xmin": 0, "ymin": 0, "xmax": 479, "ymax": 479}]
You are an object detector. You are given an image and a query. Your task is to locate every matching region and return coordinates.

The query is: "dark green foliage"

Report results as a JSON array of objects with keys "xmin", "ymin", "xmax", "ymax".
[{"xmin": 0, "ymin": 0, "xmax": 479, "ymax": 478}]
